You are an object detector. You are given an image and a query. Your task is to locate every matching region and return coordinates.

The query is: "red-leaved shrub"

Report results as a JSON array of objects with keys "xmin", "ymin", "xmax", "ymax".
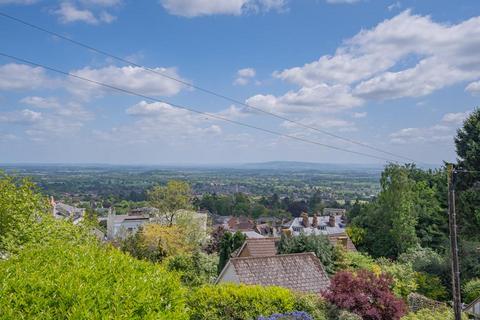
[{"xmin": 323, "ymin": 270, "xmax": 406, "ymax": 320}]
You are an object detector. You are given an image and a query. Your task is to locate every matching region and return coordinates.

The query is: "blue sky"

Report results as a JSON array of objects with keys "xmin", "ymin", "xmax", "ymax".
[{"xmin": 0, "ymin": 0, "xmax": 479, "ymax": 165}]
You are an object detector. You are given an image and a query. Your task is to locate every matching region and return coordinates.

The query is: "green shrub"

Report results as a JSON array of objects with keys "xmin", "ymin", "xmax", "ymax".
[
  {"xmin": 293, "ymin": 294, "xmax": 329, "ymax": 320},
  {"xmin": 338, "ymin": 310, "xmax": 362, "ymax": 320},
  {"xmin": 0, "ymin": 240, "xmax": 187, "ymax": 319},
  {"xmin": 0, "ymin": 174, "xmax": 93, "ymax": 257},
  {"xmin": 377, "ymin": 258, "xmax": 418, "ymax": 298},
  {"xmin": 187, "ymin": 284, "xmax": 296, "ymax": 320},
  {"xmin": 401, "ymin": 308, "xmax": 467, "ymax": 320},
  {"xmin": 414, "ymin": 272, "xmax": 447, "ymax": 301},
  {"xmin": 463, "ymin": 278, "xmax": 480, "ymax": 304},
  {"xmin": 165, "ymin": 251, "xmax": 219, "ymax": 287},
  {"xmin": 398, "ymin": 247, "xmax": 447, "ymax": 276},
  {"xmin": 335, "ymin": 250, "xmax": 379, "ymax": 272}
]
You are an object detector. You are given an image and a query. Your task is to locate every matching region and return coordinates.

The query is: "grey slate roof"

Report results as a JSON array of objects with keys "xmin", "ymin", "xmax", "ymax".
[
  {"xmin": 288, "ymin": 215, "xmax": 346, "ymax": 235},
  {"xmin": 226, "ymin": 252, "xmax": 330, "ymax": 294}
]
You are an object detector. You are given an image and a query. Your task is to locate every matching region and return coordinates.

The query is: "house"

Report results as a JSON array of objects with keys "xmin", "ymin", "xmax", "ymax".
[
  {"xmin": 285, "ymin": 212, "xmax": 356, "ymax": 251},
  {"xmin": 106, "ymin": 209, "xmax": 208, "ymax": 240},
  {"xmin": 464, "ymin": 296, "xmax": 480, "ymax": 319},
  {"xmin": 235, "ymin": 238, "xmax": 278, "ymax": 258},
  {"xmin": 106, "ymin": 213, "xmax": 150, "ymax": 240},
  {"xmin": 227, "ymin": 216, "xmax": 255, "ymax": 232},
  {"xmin": 50, "ymin": 197, "xmax": 85, "ymax": 225},
  {"xmin": 216, "ymin": 252, "xmax": 330, "ymax": 294}
]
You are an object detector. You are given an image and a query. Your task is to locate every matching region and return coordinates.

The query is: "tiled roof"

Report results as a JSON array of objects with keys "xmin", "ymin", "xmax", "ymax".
[
  {"xmin": 227, "ymin": 252, "xmax": 330, "ymax": 294},
  {"xmin": 236, "ymin": 238, "xmax": 277, "ymax": 257}
]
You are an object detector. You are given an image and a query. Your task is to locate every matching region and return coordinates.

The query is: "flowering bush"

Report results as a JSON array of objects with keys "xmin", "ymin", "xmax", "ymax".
[
  {"xmin": 323, "ymin": 270, "xmax": 407, "ymax": 320},
  {"xmin": 258, "ymin": 311, "xmax": 313, "ymax": 320}
]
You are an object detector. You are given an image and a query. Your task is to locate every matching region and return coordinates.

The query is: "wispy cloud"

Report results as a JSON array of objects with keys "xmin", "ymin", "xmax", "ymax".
[{"xmin": 159, "ymin": 0, "xmax": 286, "ymax": 17}]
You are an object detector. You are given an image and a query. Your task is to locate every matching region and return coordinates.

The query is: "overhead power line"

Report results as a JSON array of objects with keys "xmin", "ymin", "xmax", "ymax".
[
  {"xmin": 0, "ymin": 11, "xmax": 418, "ymax": 163},
  {"xmin": 0, "ymin": 51, "xmax": 400, "ymax": 163}
]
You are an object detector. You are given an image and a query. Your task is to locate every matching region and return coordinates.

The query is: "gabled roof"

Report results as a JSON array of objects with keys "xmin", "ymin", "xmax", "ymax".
[
  {"xmin": 236, "ymin": 238, "xmax": 277, "ymax": 257},
  {"xmin": 217, "ymin": 252, "xmax": 330, "ymax": 294}
]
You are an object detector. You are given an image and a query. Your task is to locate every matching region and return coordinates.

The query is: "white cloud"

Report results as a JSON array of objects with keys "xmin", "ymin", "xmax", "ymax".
[
  {"xmin": 53, "ymin": 2, "xmax": 116, "ymax": 24},
  {"xmin": 273, "ymin": 11, "xmax": 480, "ymax": 104},
  {"xmin": 0, "ymin": 63, "xmax": 54, "ymax": 91},
  {"xmin": 387, "ymin": 1, "xmax": 401, "ymax": 11},
  {"xmin": 68, "ymin": 65, "xmax": 186, "ymax": 99},
  {"xmin": 465, "ymin": 81, "xmax": 480, "ymax": 96},
  {"xmin": 0, "ymin": 0, "xmax": 37, "ymax": 4},
  {"xmin": 390, "ymin": 111, "xmax": 472, "ymax": 144},
  {"xmin": 0, "ymin": 133, "xmax": 16, "ymax": 141},
  {"xmin": 20, "ymin": 96, "xmax": 60, "ymax": 109},
  {"xmin": 1, "ymin": 96, "xmax": 94, "ymax": 141},
  {"xmin": 441, "ymin": 111, "xmax": 470, "ymax": 125},
  {"xmin": 326, "ymin": 0, "xmax": 360, "ymax": 4},
  {"xmin": 234, "ymin": 67, "xmax": 256, "ymax": 86},
  {"xmin": 246, "ymin": 84, "xmax": 363, "ymax": 115},
  {"xmin": 353, "ymin": 112, "xmax": 367, "ymax": 118},
  {"xmin": 0, "ymin": 109, "xmax": 43, "ymax": 124},
  {"xmin": 159, "ymin": 0, "xmax": 286, "ymax": 17},
  {"xmin": 95, "ymin": 101, "xmax": 224, "ymax": 144},
  {"xmin": 79, "ymin": 0, "xmax": 121, "ymax": 6}
]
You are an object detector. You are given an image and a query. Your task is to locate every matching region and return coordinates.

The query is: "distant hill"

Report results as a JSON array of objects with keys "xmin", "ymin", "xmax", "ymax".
[{"xmin": 240, "ymin": 161, "xmax": 385, "ymax": 171}]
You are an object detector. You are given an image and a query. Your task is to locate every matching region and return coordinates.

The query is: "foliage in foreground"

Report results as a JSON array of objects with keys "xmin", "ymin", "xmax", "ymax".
[
  {"xmin": 0, "ymin": 240, "xmax": 187, "ymax": 319},
  {"xmin": 0, "ymin": 173, "xmax": 93, "ymax": 257},
  {"xmin": 187, "ymin": 284, "xmax": 296, "ymax": 320},
  {"xmin": 323, "ymin": 270, "xmax": 407, "ymax": 320}
]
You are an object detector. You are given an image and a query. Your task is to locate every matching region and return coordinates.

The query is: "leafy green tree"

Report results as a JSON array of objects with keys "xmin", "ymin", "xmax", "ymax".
[
  {"xmin": 217, "ymin": 231, "xmax": 246, "ymax": 273},
  {"xmin": 379, "ymin": 165, "xmax": 419, "ymax": 256},
  {"xmin": 351, "ymin": 164, "xmax": 447, "ymax": 258},
  {"xmin": 278, "ymin": 233, "xmax": 335, "ymax": 274},
  {"xmin": 454, "ymin": 108, "xmax": 480, "ymax": 235},
  {"xmin": 148, "ymin": 180, "xmax": 192, "ymax": 226}
]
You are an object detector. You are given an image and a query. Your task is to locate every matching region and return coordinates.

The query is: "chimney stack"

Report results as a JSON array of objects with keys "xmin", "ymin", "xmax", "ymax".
[
  {"xmin": 328, "ymin": 214, "xmax": 336, "ymax": 227},
  {"xmin": 312, "ymin": 213, "xmax": 318, "ymax": 228},
  {"xmin": 301, "ymin": 212, "xmax": 310, "ymax": 227}
]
